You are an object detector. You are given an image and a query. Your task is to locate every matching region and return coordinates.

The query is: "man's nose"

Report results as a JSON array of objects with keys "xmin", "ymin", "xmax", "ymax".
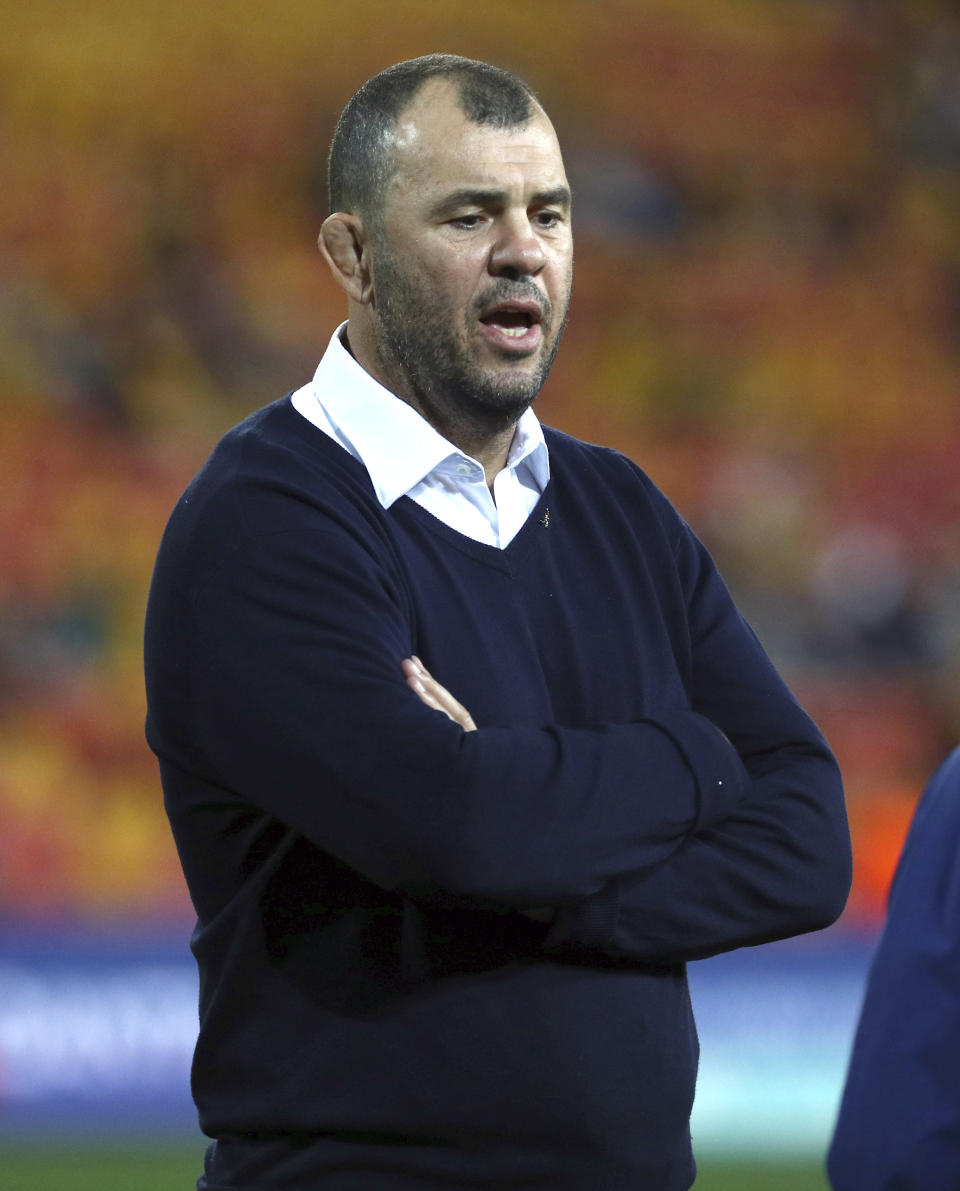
[{"xmin": 488, "ymin": 217, "xmax": 546, "ymax": 279}]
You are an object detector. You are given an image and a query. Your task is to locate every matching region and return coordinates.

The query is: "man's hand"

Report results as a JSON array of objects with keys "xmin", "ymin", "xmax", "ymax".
[{"xmin": 402, "ymin": 656, "xmax": 477, "ymax": 731}]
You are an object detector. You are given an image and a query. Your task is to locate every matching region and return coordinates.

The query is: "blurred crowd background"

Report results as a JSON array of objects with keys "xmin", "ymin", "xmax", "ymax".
[{"xmin": 3, "ymin": 0, "xmax": 960, "ymax": 936}]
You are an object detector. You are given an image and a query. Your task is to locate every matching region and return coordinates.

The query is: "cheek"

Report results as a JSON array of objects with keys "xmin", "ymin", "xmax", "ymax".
[
  {"xmin": 393, "ymin": 241, "xmax": 488, "ymax": 329},
  {"xmin": 422, "ymin": 242, "xmax": 487, "ymax": 295},
  {"xmin": 550, "ymin": 258, "xmax": 574, "ymax": 315},
  {"xmin": 443, "ymin": 261, "xmax": 485, "ymax": 305}
]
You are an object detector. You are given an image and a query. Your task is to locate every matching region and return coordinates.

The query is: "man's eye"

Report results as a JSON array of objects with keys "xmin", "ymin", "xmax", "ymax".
[
  {"xmin": 535, "ymin": 211, "xmax": 562, "ymax": 228},
  {"xmin": 451, "ymin": 214, "xmax": 483, "ymax": 229}
]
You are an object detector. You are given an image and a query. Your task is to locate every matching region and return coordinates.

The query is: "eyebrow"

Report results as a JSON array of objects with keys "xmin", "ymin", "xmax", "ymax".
[{"xmin": 428, "ymin": 185, "xmax": 572, "ymax": 219}]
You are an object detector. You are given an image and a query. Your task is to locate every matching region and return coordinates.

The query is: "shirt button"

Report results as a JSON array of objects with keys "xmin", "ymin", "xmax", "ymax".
[{"xmin": 456, "ymin": 463, "xmax": 472, "ymax": 476}]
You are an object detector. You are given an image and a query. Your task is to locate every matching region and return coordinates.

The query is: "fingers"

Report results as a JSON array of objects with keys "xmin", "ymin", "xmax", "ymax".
[{"xmin": 402, "ymin": 657, "xmax": 477, "ymax": 732}]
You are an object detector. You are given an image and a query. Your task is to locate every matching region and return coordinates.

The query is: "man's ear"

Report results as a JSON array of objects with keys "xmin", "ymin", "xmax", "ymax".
[{"xmin": 318, "ymin": 212, "xmax": 374, "ymax": 305}]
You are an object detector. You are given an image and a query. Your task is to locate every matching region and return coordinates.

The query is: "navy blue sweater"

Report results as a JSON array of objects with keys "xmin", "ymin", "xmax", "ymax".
[{"xmin": 144, "ymin": 397, "xmax": 850, "ymax": 1190}]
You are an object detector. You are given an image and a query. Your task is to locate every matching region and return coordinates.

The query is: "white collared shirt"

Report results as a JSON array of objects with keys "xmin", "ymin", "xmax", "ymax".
[{"xmin": 291, "ymin": 324, "xmax": 549, "ymax": 548}]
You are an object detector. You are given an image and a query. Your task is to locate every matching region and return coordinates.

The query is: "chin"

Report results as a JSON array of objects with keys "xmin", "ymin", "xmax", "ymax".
[
  {"xmin": 479, "ymin": 352, "xmax": 544, "ymax": 386},
  {"xmin": 469, "ymin": 375, "xmax": 542, "ymax": 416}
]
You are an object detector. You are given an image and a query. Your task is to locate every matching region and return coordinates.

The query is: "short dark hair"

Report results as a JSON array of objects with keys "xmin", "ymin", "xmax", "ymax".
[{"xmin": 327, "ymin": 54, "xmax": 539, "ymax": 220}]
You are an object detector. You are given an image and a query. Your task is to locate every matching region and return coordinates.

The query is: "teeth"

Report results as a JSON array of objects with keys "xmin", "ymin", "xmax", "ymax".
[{"xmin": 500, "ymin": 325, "xmax": 528, "ymax": 337}]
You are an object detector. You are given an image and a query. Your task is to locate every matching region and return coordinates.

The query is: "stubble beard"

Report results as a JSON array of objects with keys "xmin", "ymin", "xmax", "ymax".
[{"xmin": 370, "ymin": 244, "xmax": 569, "ymax": 442}]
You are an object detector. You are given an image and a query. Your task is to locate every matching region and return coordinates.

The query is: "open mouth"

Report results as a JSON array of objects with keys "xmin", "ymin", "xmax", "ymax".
[
  {"xmin": 478, "ymin": 301, "xmax": 544, "ymax": 348},
  {"xmin": 481, "ymin": 309, "xmax": 536, "ymax": 336}
]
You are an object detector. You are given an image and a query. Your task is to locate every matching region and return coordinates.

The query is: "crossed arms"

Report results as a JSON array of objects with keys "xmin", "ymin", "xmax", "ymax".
[
  {"xmin": 403, "ymin": 651, "xmax": 851, "ymax": 962},
  {"xmin": 146, "ymin": 480, "xmax": 851, "ymax": 967}
]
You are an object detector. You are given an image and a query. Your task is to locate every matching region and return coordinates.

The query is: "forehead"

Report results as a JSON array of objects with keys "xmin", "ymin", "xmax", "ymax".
[{"xmin": 386, "ymin": 78, "xmax": 567, "ymax": 202}]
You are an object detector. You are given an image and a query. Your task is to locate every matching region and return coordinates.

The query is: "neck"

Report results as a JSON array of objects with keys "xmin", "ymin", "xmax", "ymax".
[
  {"xmin": 396, "ymin": 390, "xmax": 519, "ymax": 491},
  {"xmin": 451, "ymin": 422, "xmax": 517, "ymax": 490},
  {"xmin": 343, "ymin": 318, "xmax": 523, "ymax": 491}
]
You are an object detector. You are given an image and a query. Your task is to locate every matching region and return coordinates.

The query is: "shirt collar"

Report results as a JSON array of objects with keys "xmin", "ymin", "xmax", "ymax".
[{"xmin": 308, "ymin": 323, "xmax": 549, "ymax": 509}]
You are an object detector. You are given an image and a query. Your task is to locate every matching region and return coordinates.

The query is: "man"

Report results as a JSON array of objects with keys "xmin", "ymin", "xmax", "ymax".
[
  {"xmin": 828, "ymin": 746, "xmax": 960, "ymax": 1190},
  {"xmin": 144, "ymin": 54, "xmax": 851, "ymax": 1190}
]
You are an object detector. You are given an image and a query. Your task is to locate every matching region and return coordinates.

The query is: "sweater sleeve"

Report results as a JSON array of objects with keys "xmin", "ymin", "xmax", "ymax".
[
  {"xmin": 147, "ymin": 505, "xmax": 748, "ymax": 912},
  {"xmin": 543, "ymin": 520, "xmax": 851, "ymax": 963}
]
